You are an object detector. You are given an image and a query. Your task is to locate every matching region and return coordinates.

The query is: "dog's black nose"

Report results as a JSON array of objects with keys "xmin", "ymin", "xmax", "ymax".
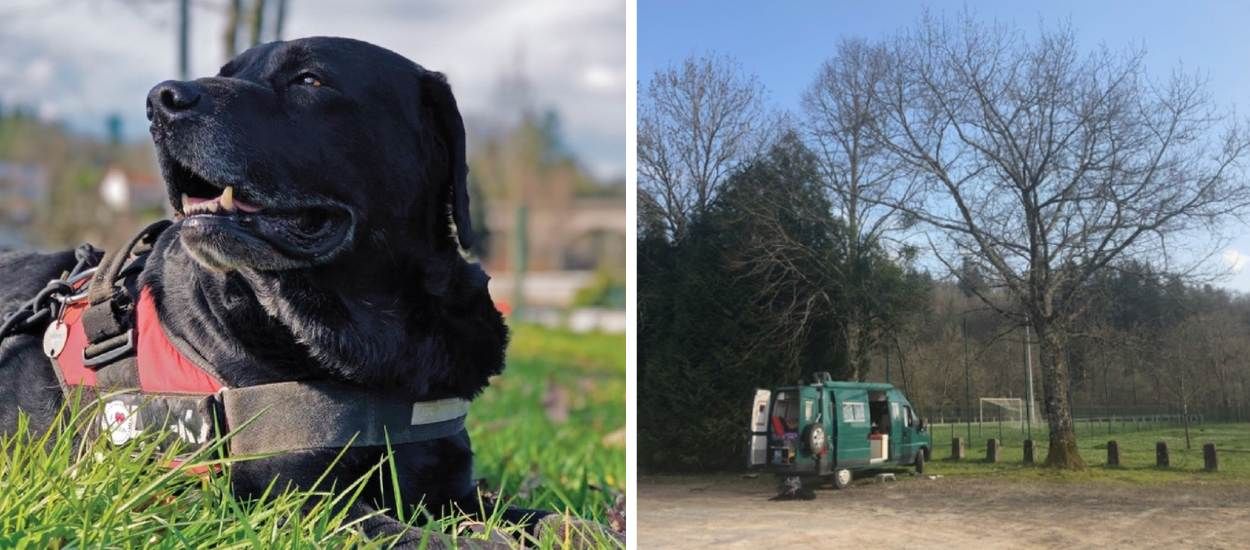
[{"xmin": 147, "ymin": 80, "xmax": 203, "ymax": 122}]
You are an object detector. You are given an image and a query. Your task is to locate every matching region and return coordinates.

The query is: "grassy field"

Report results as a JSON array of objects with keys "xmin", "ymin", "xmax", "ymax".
[
  {"xmin": 0, "ymin": 323, "xmax": 625, "ymax": 548},
  {"xmin": 926, "ymin": 421, "xmax": 1250, "ymax": 483}
]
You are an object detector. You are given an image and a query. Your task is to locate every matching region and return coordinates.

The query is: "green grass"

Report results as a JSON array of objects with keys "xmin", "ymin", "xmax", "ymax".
[
  {"xmin": 470, "ymin": 324, "xmax": 625, "ymax": 517},
  {"xmin": 0, "ymin": 324, "xmax": 625, "ymax": 548},
  {"xmin": 926, "ymin": 421, "xmax": 1250, "ymax": 484}
]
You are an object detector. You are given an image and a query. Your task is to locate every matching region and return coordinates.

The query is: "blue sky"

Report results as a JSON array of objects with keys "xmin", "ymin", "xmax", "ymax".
[
  {"xmin": 0, "ymin": 0, "xmax": 624, "ymax": 180},
  {"xmin": 640, "ymin": 0, "xmax": 1250, "ymax": 292}
]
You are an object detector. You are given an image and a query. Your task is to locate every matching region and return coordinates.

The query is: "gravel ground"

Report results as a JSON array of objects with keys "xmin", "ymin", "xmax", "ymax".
[{"xmin": 638, "ymin": 473, "xmax": 1250, "ymax": 549}]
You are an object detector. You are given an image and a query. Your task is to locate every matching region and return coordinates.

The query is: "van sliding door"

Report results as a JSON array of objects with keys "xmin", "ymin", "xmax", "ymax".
[{"xmin": 834, "ymin": 388, "xmax": 871, "ymax": 467}]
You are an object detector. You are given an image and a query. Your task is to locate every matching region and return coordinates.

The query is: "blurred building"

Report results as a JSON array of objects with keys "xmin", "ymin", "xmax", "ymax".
[
  {"xmin": 482, "ymin": 197, "xmax": 625, "ymax": 273},
  {"xmin": 483, "ymin": 197, "xmax": 626, "ymax": 332},
  {"xmin": 467, "ymin": 111, "xmax": 626, "ymax": 332},
  {"xmin": 98, "ymin": 165, "xmax": 166, "ymax": 213},
  {"xmin": 0, "ymin": 161, "xmax": 46, "ymax": 246},
  {"xmin": 0, "ymin": 161, "xmax": 47, "ymax": 224}
]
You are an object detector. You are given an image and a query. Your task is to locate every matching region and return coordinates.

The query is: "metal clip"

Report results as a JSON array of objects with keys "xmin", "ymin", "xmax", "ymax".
[{"xmin": 82, "ymin": 329, "xmax": 135, "ymax": 367}]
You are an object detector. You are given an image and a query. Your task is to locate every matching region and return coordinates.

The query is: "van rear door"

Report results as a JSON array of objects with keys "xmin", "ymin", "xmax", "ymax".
[{"xmin": 747, "ymin": 389, "xmax": 771, "ymax": 467}]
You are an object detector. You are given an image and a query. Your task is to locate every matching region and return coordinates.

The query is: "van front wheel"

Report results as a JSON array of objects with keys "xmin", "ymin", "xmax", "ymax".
[
  {"xmin": 832, "ymin": 468, "xmax": 852, "ymax": 490},
  {"xmin": 914, "ymin": 448, "xmax": 926, "ymax": 474}
]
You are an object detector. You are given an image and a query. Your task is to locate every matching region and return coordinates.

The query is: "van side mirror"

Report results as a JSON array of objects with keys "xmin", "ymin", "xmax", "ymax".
[{"xmin": 918, "ymin": 418, "xmax": 927, "ymax": 431}]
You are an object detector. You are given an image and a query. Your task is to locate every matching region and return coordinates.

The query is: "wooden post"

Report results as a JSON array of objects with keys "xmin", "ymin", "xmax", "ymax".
[
  {"xmin": 986, "ymin": 439, "xmax": 1000, "ymax": 463},
  {"xmin": 1156, "ymin": 441, "xmax": 1169, "ymax": 468},
  {"xmin": 1022, "ymin": 439, "xmax": 1035, "ymax": 464},
  {"xmin": 951, "ymin": 437, "xmax": 965, "ymax": 460},
  {"xmin": 1107, "ymin": 440, "xmax": 1120, "ymax": 467},
  {"xmin": 1203, "ymin": 443, "xmax": 1218, "ymax": 472}
]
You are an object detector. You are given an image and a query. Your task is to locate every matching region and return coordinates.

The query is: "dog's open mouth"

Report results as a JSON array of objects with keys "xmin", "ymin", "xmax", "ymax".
[{"xmin": 161, "ymin": 151, "xmax": 354, "ymax": 269}]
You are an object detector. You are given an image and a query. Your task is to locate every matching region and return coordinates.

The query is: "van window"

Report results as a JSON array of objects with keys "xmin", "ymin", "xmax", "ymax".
[
  {"xmin": 904, "ymin": 405, "xmax": 915, "ymax": 427},
  {"xmin": 841, "ymin": 401, "xmax": 867, "ymax": 423}
]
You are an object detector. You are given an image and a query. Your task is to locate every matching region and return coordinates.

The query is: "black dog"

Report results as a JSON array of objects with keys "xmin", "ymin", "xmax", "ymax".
[{"xmin": 0, "ymin": 37, "xmax": 547, "ymax": 547}]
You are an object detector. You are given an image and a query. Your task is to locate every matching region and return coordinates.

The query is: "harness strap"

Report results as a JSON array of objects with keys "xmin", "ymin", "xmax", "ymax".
[
  {"xmin": 219, "ymin": 381, "xmax": 470, "ymax": 455},
  {"xmin": 88, "ymin": 381, "xmax": 468, "ymax": 460},
  {"xmin": 81, "ymin": 220, "xmax": 171, "ymax": 374}
]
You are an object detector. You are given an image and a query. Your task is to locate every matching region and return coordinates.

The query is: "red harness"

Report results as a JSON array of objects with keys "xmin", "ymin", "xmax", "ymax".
[
  {"xmin": 53, "ymin": 287, "xmax": 224, "ymax": 395},
  {"xmin": 35, "ymin": 221, "xmax": 227, "ymax": 464}
]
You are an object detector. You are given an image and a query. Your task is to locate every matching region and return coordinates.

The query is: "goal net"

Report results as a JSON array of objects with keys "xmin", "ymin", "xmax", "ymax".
[{"xmin": 979, "ymin": 397, "xmax": 1041, "ymax": 429}]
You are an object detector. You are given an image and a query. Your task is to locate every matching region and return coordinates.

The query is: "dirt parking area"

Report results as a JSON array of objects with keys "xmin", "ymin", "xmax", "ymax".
[{"xmin": 639, "ymin": 473, "xmax": 1250, "ymax": 548}]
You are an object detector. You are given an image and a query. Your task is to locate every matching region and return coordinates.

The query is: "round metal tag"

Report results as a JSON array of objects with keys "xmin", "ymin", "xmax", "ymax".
[{"xmin": 43, "ymin": 320, "xmax": 68, "ymax": 358}]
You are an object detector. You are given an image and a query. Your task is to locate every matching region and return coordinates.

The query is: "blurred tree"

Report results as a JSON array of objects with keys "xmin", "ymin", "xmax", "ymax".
[
  {"xmin": 224, "ymin": 0, "xmax": 283, "ymax": 60},
  {"xmin": 178, "ymin": 0, "xmax": 189, "ymax": 78},
  {"xmin": 224, "ymin": 0, "xmax": 242, "ymax": 59}
]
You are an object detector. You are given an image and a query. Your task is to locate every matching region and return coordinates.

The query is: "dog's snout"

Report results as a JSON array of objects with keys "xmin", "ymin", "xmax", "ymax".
[{"xmin": 147, "ymin": 80, "xmax": 203, "ymax": 123}]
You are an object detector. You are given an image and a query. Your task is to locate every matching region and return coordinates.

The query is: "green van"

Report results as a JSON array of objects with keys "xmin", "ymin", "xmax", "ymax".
[{"xmin": 748, "ymin": 373, "xmax": 931, "ymax": 490}]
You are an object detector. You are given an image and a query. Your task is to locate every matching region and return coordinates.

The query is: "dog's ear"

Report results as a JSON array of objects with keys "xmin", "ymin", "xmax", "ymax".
[{"xmin": 420, "ymin": 70, "xmax": 475, "ymax": 249}]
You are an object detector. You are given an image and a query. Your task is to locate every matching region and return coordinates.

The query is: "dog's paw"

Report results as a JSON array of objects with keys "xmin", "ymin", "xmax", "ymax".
[
  {"xmin": 388, "ymin": 530, "xmax": 512, "ymax": 550},
  {"xmin": 458, "ymin": 521, "xmax": 516, "ymax": 547},
  {"xmin": 532, "ymin": 515, "xmax": 623, "ymax": 549}
]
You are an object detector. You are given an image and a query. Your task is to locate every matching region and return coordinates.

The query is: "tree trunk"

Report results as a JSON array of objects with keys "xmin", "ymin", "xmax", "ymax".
[
  {"xmin": 249, "ymin": 0, "xmax": 267, "ymax": 47},
  {"xmin": 845, "ymin": 320, "xmax": 862, "ymax": 380},
  {"xmin": 274, "ymin": 0, "xmax": 287, "ymax": 40},
  {"xmin": 224, "ymin": 0, "xmax": 242, "ymax": 60},
  {"xmin": 1037, "ymin": 326, "xmax": 1086, "ymax": 469}
]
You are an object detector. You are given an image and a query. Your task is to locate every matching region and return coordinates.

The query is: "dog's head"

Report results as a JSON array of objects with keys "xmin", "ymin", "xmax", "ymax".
[{"xmin": 147, "ymin": 36, "xmax": 473, "ymax": 272}]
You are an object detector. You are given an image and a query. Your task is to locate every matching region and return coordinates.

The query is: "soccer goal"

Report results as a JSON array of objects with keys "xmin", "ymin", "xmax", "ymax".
[{"xmin": 979, "ymin": 397, "xmax": 1041, "ymax": 430}]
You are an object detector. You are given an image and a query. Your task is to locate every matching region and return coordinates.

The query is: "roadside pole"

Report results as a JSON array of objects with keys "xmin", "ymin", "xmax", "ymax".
[
  {"xmin": 512, "ymin": 204, "xmax": 529, "ymax": 321},
  {"xmin": 1025, "ymin": 321, "xmax": 1035, "ymax": 441},
  {"xmin": 178, "ymin": 0, "xmax": 190, "ymax": 79},
  {"xmin": 964, "ymin": 316, "xmax": 972, "ymax": 444}
]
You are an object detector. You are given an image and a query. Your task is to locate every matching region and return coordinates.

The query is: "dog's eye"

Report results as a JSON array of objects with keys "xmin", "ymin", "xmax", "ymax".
[{"xmin": 293, "ymin": 73, "xmax": 323, "ymax": 87}]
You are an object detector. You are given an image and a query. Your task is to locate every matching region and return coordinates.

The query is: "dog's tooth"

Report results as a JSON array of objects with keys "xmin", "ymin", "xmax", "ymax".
[
  {"xmin": 181, "ymin": 193, "xmax": 190, "ymax": 212},
  {"xmin": 220, "ymin": 186, "xmax": 235, "ymax": 211}
]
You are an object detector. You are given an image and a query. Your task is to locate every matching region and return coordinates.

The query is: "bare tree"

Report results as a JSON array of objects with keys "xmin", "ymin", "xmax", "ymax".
[
  {"xmin": 638, "ymin": 53, "xmax": 771, "ymax": 241},
  {"xmin": 870, "ymin": 15, "xmax": 1250, "ymax": 468},
  {"xmin": 802, "ymin": 38, "xmax": 924, "ymax": 377},
  {"xmin": 803, "ymin": 37, "xmax": 913, "ymax": 252},
  {"xmin": 1158, "ymin": 315, "xmax": 1220, "ymax": 450},
  {"xmin": 1174, "ymin": 310, "xmax": 1248, "ymax": 424}
]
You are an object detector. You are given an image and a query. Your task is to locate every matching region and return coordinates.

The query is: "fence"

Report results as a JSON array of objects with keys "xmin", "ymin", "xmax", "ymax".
[{"xmin": 929, "ymin": 409, "xmax": 1219, "ymax": 444}]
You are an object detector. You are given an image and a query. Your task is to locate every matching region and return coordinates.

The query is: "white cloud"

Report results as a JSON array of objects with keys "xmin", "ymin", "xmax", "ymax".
[
  {"xmin": 582, "ymin": 64, "xmax": 623, "ymax": 92},
  {"xmin": 0, "ymin": 0, "xmax": 625, "ymax": 179},
  {"xmin": 36, "ymin": 101, "xmax": 59, "ymax": 122},
  {"xmin": 1223, "ymin": 248, "xmax": 1247, "ymax": 274},
  {"xmin": 23, "ymin": 57, "xmax": 53, "ymax": 86}
]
